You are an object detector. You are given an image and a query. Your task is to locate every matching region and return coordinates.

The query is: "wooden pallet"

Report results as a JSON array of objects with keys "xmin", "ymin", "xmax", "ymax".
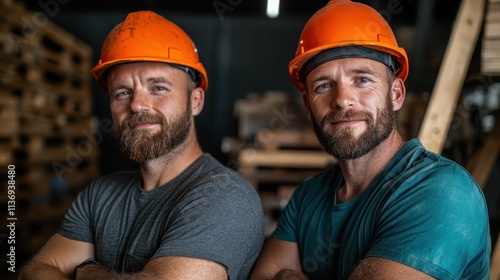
[
  {"xmin": 0, "ymin": 95, "xmax": 18, "ymax": 166},
  {"xmin": 233, "ymin": 91, "xmax": 309, "ymax": 140},
  {"xmin": 16, "ymin": 87, "xmax": 91, "ymax": 117},
  {"xmin": 0, "ymin": 94, "xmax": 18, "ymax": 139},
  {"xmin": 482, "ymin": 0, "xmax": 500, "ymax": 75},
  {"xmin": 238, "ymin": 128, "xmax": 335, "ymax": 236},
  {"xmin": 238, "ymin": 128, "xmax": 335, "ymax": 189},
  {"xmin": 0, "ymin": 0, "xmax": 98, "ymax": 264},
  {"xmin": 0, "ymin": 8, "xmax": 92, "ymax": 76},
  {"xmin": 0, "ymin": 59, "xmax": 90, "ymax": 92}
]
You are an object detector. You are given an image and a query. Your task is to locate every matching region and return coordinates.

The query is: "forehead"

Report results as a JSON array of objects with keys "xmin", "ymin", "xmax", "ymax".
[
  {"xmin": 307, "ymin": 57, "xmax": 387, "ymax": 78},
  {"xmin": 107, "ymin": 61, "xmax": 184, "ymax": 81}
]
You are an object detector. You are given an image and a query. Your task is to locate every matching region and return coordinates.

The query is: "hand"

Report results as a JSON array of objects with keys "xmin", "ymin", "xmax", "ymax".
[{"xmin": 73, "ymin": 259, "xmax": 111, "ymax": 280}]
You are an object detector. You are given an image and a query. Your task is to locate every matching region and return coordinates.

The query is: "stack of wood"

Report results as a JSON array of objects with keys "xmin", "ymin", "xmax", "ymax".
[
  {"xmin": 0, "ymin": 0, "xmax": 99, "ymax": 258},
  {"xmin": 239, "ymin": 128, "xmax": 336, "ymax": 235},
  {"xmin": 482, "ymin": 0, "xmax": 500, "ymax": 75},
  {"xmin": 232, "ymin": 92, "xmax": 335, "ymax": 235}
]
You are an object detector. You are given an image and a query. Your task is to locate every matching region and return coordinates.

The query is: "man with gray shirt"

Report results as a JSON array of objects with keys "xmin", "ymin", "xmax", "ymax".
[{"xmin": 20, "ymin": 10, "xmax": 264, "ymax": 280}]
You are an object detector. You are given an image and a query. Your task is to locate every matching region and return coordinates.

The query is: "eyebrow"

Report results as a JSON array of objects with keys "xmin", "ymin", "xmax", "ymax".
[
  {"xmin": 310, "ymin": 75, "xmax": 332, "ymax": 85},
  {"xmin": 109, "ymin": 77, "xmax": 174, "ymax": 92},
  {"xmin": 310, "ymin": 66, "xmax": 379, "ymax": 82},
  {"xmin": 109, "ymin": 83, "xmax": 130, "ymax": 93},
  {"xmin": 348, "ymin": 67, "xmax": 378, "ymax": 76},
  {"xmin": 146, "ymin": 77, "xmax": 173, "ymax": 87}
]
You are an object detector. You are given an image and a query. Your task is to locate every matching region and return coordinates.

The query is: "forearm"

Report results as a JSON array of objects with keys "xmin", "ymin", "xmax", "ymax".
[
  {"xmin": 19, "ymin": 260, "xmax": 71, "ymax": 280},
  {"xmin": 75, "ymin": 263, "xmax": 153, "ymax": 280},
  {"xmin": 74, "ymin": 263, "xmax": 119, "ymax": 280}
]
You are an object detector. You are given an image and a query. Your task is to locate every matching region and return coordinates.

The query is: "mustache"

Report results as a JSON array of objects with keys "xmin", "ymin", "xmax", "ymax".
[
  {"xmin": 122, "ymin": 113, "xmax": 165, "ymax": 129},
  {"xmin": 321, "ymin": 110, "xmax": 371, "ymax": 124}
]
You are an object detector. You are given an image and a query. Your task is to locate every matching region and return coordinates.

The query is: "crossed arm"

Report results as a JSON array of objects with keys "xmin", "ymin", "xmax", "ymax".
[
  {"xmin": 19, "ymin": 233, "xmax": 227, "ymax": 280},
  {"xmin": 250, "ymin": 237, "xmax": 435, "ymax": 280}
]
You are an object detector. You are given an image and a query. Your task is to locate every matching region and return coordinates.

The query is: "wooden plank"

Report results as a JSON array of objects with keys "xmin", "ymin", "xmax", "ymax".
[
  {"xmin": 482, "ymin": 45, "xmax": 500, "ymax": 58},
  {"xmin": 418, "ymin": 0, "xmax": 486, "ymax": 154},
  {"xmin": 482, "ymin": 65, "xmax": 500, "ymax": 74},
  {"xmin": 257, "ymin": 129, "xmax": 323, "ymax": 151},
  {"xmin": 484, "ymin": 21, "xmax": 500, "ymax": 38},
  {"xmin": 482, "ymin": 39, "xmax": 500, "ymax": 50},
  {"xmin": 238, "ymin": 149, "xmax": 335, "ymax": 169}
]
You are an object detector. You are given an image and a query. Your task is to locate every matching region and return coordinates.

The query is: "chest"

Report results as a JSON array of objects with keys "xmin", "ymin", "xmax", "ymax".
[{"xmin": 92, "ymin": 191, "xmax": 174, "ymax": 272}]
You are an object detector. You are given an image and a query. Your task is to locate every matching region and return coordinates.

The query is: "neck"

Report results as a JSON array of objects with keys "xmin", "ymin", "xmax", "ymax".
[
  {"xmin": 336, "ymin": 132, "xmax": 405, "ymax": 204},
  {"xmin": 139, "ymin": 130, "xmax": 203, "ymax": 191}
]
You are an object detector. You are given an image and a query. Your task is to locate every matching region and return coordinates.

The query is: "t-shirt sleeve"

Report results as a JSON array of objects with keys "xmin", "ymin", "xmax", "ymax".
[
  {"xmin": 367, "ymin": 164, "xmax": 491, "ymax": 279},
  {"xmin": 271, "ymin": 183, "xmax": 302, "ymax": 242},
  {"xmin": 58, "ymin": 183, "xmax": 94, "ymax": 244},
  {"xmin": 152, "ymin": 174, "xmax": 265, "ymax": 280}
]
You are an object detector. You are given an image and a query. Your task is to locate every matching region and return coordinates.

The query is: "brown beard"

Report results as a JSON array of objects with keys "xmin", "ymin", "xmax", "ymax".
[
  {"xmin": 113, "ymin": 102, "xmax": 192, "ymax": 163},
  {"xmin": 311, "ymin": 91, "xmax": 396, "ymax": 159}
]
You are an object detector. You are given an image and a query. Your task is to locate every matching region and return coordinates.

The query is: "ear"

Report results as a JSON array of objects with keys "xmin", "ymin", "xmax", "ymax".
[
  {"xmin": 302, "ymin": 91, "xmax": 312, "ymax": 123},
  {"xmin": 190, "ymin": 87, "xmax": 205, "ymax": 116},
  {"xmin": 391, "ymin": 78, "xmax": 406, "ymax": 111}
]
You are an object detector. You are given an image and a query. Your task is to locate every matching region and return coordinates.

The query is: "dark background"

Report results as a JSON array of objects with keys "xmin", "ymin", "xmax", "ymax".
[
  {"xmin": 5, "ymin": 1, "xmax": 500, "ymax": 279},
  {"xmin": 23, "ymin": 0, "xmax": 463, "ymax": 175}
]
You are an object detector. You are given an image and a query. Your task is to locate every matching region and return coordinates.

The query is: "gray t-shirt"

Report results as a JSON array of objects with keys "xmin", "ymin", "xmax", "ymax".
[{"xmin": 59, "ymin": 153, "xmax": 265, "ymax": 280}]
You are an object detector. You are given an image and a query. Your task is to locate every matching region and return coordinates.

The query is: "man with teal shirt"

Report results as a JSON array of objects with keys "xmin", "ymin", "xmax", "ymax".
[{"xmin": 250, "ymin": 1, "xmax": 491, "ymax": 279}]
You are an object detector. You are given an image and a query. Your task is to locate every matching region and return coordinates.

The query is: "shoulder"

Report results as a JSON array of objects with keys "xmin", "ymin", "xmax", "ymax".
[
  {"xmin": 381, "ymin": 140, "xmax": 488, "ymax": 230},
  {"xmin": 193, "ymin": 154, "xmax": 258, "ymax": 195},
  {"xmin": 173, "ymin": 154, "xmax": 262, "ymax": 211},
  {"xmin": 83, "ymin": 170, "xmax": 140, "ymax": 197},
  {"xmin": 395, "ymin": 139, "xmax": 482, "ymax": 199}
]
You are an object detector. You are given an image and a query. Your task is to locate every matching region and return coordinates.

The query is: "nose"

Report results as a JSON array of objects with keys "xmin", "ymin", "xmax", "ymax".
[
  {"xmin": 332, "ymin": 82, "xmax": 355, "ymax": 109},
  {"xmin": 130, "ymin": 89, "xmax": 151, "ymax": 113}
]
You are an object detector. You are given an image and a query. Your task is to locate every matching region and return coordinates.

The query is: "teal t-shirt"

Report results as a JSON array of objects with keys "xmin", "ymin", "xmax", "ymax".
[{"xmin": 272, "ymin": 139, "xmax": 491, "ymax": 279}]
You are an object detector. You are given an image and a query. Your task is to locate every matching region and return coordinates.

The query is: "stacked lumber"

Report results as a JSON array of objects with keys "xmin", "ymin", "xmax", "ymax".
[
  {"xmin": 238, "ymin": 128, "xmax": 336, "ymax": 189},
  {"xmin": 232, "ymin": 92, "xmax": 335, "ymax": 235},
  {"xmin": 0, "ymin": 0, "xmax": 99, "ymax": 257},
  {"xmin": 482, "ymin": 0, "xmax": 500, "ymax": 75},
  {"xmin": 239, "ymin": 128, "xmax": 336, "ymax": 235},
  {"xmin": 238, "ymin": 129, "xmax": 335, "ymax": 235}
]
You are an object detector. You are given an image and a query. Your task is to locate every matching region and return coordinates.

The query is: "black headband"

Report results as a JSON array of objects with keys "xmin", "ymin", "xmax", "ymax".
[
  {"xmin": 299, "ymin": 46, "xmax": 400, "ymax": 82},
  {"xmin": 170, "ymin": 63, "xmax": 201, "ymax": 86}
]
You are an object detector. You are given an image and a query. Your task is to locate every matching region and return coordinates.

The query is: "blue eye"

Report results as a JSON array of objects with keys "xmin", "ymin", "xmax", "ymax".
[
  {"xmin": 315, "ymin": 83, "xmax": 332, "ymax": 92},
  {"xmin": 115, "ymin": 91, "xmax": 130, "ymax": 99},
  {"xmin": 358, "ymin": 77, "xmax": 369, "ymax": 83}
]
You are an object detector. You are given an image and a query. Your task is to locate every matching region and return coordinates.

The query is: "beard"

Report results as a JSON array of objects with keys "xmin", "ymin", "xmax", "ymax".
[
  {"xmin": 312, "ymin": 92, "xmax": 397, "ymax": 160},
  {"xmin": 113, "ymin": 103, "xmax": 192, "ymax": 163}
]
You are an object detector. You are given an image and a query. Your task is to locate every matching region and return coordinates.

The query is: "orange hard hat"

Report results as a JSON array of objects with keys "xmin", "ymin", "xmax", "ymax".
[
  {"xmin": 91, "ymin": 11, "xmax": 208, "ymax": 91},
  {"xmin": 289, "ymin": 0, "xmax": 409, "ymax": 91}
]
